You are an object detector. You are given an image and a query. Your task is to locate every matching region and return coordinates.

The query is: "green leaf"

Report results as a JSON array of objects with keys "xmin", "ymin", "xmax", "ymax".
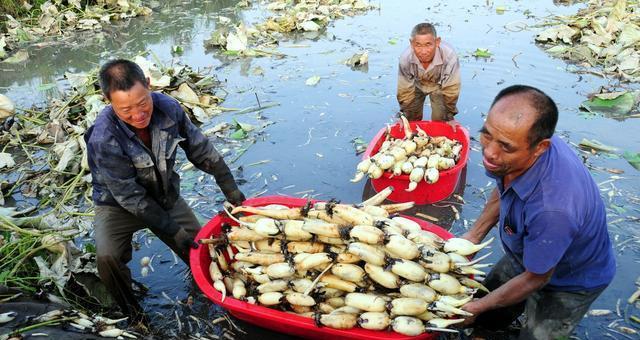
[
  {"xmin": 172, "ymin": 45, "xmax": 184, "ymax": 55},
  {"xmin": 578, "ymin": 139, "xmax": 617, "ymax": 153},
  {"xmin": 229, "ymin": 128, "xmax": 247, "ymax": 140},
  {"xmin": 351, "ymin": 137, "xmax": 367, "ymax": 155},
  {"xmin": 622, "ymin": 151, "xmax": 640, "ymax": 170},
  {"xmin": 84, "ymin": 243, "xmax": 96, "ymax": 254},
  {"xmin": 388, "ymin": 38, "xmax": 398, "ymax": 45},
  {"xmin": 495, "ymin": 6, "xmax": 507, "ymax": 14},
  {"xmin": 472, "ymin": 48, "xmax": 492, "ymax": 58},
  {"xmin": 233, "ymin": 118, "xmax": 254, "ymax": 132},
  {"xmin": 580, "ymin": 91, "xmax": 638, "ymax": 117},
  {"xmin": 0, "ymin": 271, "xmax": 9, "ymax": 282},
  {"xmin": 16, "ymin": 28, "xmax": 31, "ymax": 43}
]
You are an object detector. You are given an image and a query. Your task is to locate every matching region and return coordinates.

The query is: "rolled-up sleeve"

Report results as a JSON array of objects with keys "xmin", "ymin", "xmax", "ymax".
[
  {"xmin": 523, "ymin": 211, "xmax": 578, "ymax": 275},
  {"xmin": 91, "ymin": 138, "xmax": 180, "ymax": 235}
]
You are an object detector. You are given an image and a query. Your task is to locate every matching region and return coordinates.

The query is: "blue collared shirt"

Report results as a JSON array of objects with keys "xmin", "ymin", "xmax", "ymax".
[{"xmin": 490, "ymin": 136, "xmax": 616, "ymax": 291}]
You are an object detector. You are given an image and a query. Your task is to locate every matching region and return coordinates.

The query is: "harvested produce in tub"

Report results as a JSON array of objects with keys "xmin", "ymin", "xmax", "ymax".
[
  {"xmin": 201, "ymin": 189, "xmax": 493, "ymax": 335},
  {"xmin": 351, "ymin": 115, "xmax": 463, "ymax": 192}
]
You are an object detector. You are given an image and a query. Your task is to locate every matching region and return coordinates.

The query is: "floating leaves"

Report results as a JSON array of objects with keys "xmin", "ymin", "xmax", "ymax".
[
  {"xmin": 351, "ymin": 137, "xmax": 367, "ymax": 155},
  {"xmin": 344, "ymin": 51, "xmax": 369, "ymax": 68},
  {"xmin": 0, "ymin": 0, "xmax": 152, "ymax": 58},
  {"xmin": 579, "ymin": 139, "xmax": 618, "ymax": 153},
  {"xmin": 172, "ymin": 45, "xmax": 184, "ymax": 55},
  {"xmin": 535, "ymin": 0, "xmax": 640, "ymax": 81},
  {"xmin": 0, "ymin": 94, "xmax": 15, "ymax": 119},
  {"xmin": 622, "ymin": 151, "xmax": 640, "ymax": 170},
  {"xmin": 1, "ymin": 50, "xmax": 29, "ymax": 64},
  {"xmin": 229, "ymin": 119, "xmax": 255, "ymax": 140},
  {"xmin": 226, "ymin": 30, "xmax": 248, "ymax": 52},
  {"xmin": 472, "ymin": 48, "xmax": 492, "ymax": 58},
  {"xmin": 305, "ymin": 75, "xmax": 321, "ymax": 86},
  {"xmin": 536, "ymin": 25, "xmax": 579, "ymax": 44},
  {"xmin": 203, "ymin": 1, "xmax": 375, "ymax": 59},
  {"xmin": 0, "ymin": 152, "xmax": 15, "ymax": 169},
  {"xmin": 300, "ymin": 20, "xmax": 321, "ymax": 32},
  {"xmin": 580, "ymin": 91, "xmax": 639, "ymax": 118},
  {"xmin": 495, "ymin": 6, "xmax": 507, "ymax": 14}
]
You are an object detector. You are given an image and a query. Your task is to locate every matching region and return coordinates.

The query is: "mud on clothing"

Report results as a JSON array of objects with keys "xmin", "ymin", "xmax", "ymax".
[
  {"xmin": 397, "ymin": 41, "xmax": 461, "ymax": 121},
  {"xmin": 85, "ymin": 92, "xmax": 240, "ymax": 319},
  {"xmin": 85, "ymin": 92, "xmax": 239, "ymax": 237}
]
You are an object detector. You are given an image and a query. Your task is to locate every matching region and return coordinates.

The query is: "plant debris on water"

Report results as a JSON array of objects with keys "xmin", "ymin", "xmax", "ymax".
[
  {"xmin": 204, "ymin": 0, "xmax": 376, "ymax": 57},
  {"xmin": 0, "ymin": 54, "xmax": 274, "ymax": 331},
  {"xmin": 535, "ymin": 0, "xmax": 640, "ymax": 82},
  {"xmin": 0, "ymin": 0, "xmax": 152, "ymax": 62},
  {"xmin": 580, "ymin": 89, "xmax": 640, "ymax": 118}
]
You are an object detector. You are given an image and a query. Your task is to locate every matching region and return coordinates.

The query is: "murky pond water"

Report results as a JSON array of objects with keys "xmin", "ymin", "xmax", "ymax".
[{"xmin": 2, "ymin": 0, "xmax": 639, "ymax": 338}]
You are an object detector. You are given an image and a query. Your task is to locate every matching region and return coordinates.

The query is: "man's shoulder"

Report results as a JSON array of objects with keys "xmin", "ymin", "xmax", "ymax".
[
  {"xmin": 438, "ymin": 41, "xmax": 459, "ymax": 59},
  {"xmin": 399, "ymin": 46, "xmax": 415, "ymax": 65},
  {"xmin": 532, "ymin": 137, "xmax": 601, "ymax": 210},
  {"xmin": 152, "ymin": 92, "xmax": 181, "ymax": 112},
  {"xmin": 87, "ymin": 107, "xmax": 117, "ymax": 143}
]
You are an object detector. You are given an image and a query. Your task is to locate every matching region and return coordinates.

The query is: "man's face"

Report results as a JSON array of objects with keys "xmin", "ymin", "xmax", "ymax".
[
  {"xmin": 411, "ymin": 33, "xmax": 440, "ymax": 65},
  {"xmin": 479, "ymin": 94, "xmax": 549, "ymax": 183},
  {"xmin": 109, "ymin": 80, "xmax": 153, "ymax": 129}
]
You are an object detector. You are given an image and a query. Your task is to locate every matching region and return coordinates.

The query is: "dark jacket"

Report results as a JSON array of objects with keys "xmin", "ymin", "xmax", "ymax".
[{"xmin": 85, "ymin": 92, "xmax": 238, "ymax": 235}]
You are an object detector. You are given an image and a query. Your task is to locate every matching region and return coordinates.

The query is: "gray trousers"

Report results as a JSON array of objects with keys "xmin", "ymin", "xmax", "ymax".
[
  {"xmin": 402, "ymin": 88, "xmax": 453, "ymax": 122},
  {"xmin": 473, "ymin": 256, "xmax": 605, "ymax": 339},
  {"xmin": 94, "ymin": 197, "xmax": 201, "ymax": 319}
]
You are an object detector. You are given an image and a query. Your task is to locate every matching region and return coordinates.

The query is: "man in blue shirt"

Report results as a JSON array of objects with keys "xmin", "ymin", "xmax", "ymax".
[
  {"xmin": 85, "ymin": 59, "xmax": 245, "ymax": 325},
  {"xmin": 461, "ymin": 85, "xmax": 616, "ymax": 338}
]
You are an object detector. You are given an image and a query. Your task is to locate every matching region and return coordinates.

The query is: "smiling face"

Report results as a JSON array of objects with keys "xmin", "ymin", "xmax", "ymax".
[
  {"xmin": 109, "ymin": 80, "xmax": 153, "ymax": 129},
  {"xmin": 411, "ymin": 33, "xmax": 440, "ymax": 66},
  {"xmin": 479, "ymin": 94, "xmax": 550, "ymax": 186}
]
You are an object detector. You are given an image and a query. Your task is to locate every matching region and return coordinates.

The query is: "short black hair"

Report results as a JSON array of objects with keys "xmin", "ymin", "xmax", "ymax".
[
  {"xmin": 491, "ymin": 85, "xmax": 558, "ymax": 148},
  {"xmin": 411, "ymin": 23, "xmax": 437, "ymax": 39},
  {"xmin": 98, "ymin": 59, "xmax": 147, "ymax": 100}
]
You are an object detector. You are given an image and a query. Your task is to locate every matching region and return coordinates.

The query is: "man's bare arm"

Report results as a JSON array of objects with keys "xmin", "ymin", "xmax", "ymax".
[
  {"xmin": 463, "ymin": 268, "xmax": 553, "ymax": 320},
  {"xmin": 463, "ymin": 187, "xmax": 499, "ymax": 244}
]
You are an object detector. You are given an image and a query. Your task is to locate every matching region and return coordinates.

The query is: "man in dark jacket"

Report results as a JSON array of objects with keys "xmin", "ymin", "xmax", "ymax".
[{"xmin": 85, "ymin": 59, "xmax": 245, "ymax": 323}]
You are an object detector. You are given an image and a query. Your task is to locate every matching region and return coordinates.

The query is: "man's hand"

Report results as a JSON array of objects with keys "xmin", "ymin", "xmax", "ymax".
[
  {"xmin": 446, "ymin": 118, "xmax": 459, "ymax": 133},
  {"xmin": 460, "ymin": 300, "xmax": 483, "ymax": 327},
  {"xmin": 173, "ymin": 228, "xmax": 198, "ymax": 250},
  {"xmin": 226, "ymin": 189, "xmax": 246, "ymax": 207},
  {"xmin": 461, "ymin": 231, "xmax": 481, "ymax": 245}
]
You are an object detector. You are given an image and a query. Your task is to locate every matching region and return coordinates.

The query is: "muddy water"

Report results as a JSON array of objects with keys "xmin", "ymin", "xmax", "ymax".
[{"xmin": 1, "ymin": 0, "xmax": 639, "ymax": 338}]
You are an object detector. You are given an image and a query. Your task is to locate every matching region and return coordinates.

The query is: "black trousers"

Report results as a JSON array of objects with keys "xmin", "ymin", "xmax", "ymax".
[
  {"xmin": 94, "ymin": 197, "xmax": 201, "ymax": 320},
  {"xmin": 473, "ymin": 256, "xmax": 605, "ymax": 339}
]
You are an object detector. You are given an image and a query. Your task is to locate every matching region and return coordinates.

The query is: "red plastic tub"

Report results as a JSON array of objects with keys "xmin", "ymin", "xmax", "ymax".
[
  {"xmin": 362, "ymin": 121, "xmax": 470, "ymax": 204},
  {"xmin": 191, "ymin": 196, "xmax": 454, "ymax": 340}
]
